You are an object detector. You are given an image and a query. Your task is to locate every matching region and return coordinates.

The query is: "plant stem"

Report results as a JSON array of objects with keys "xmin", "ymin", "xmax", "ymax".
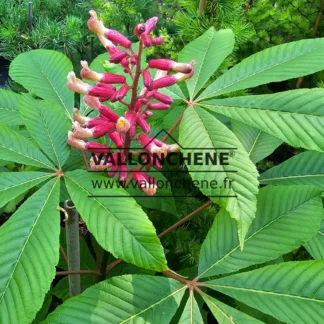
[
  {"xmin": 59, "ymin": 244, "xmax": 68, "ymax": 265},
  {"xmin": 64, "ymin": 200, "xmax": 81, "ymax": 296},
  {"xmin": 158, "ymin": 201, "xmax": 213, "ymax": 238},
  {"xmin": 198, "ymin": 0, "xmax": 207, "ymax": 16},
  {"xmin": 105, "ymin": 200, "xmax": 213, "ymax": 273},
  {"xmin": 99, "ymin": 250, "xmax": 110, "ymax": 282}
]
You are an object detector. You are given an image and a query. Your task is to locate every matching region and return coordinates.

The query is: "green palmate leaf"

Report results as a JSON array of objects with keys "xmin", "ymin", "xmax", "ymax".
[
  {"xmin": 19, "ymin": 96, "xmax": 71, "ymax": 169},
  {"xmin": 202, "ymin": 89, "xmax": 324, "ymax": 152},
  {"xmin": 178, "ymin": 293, "xmax": 204, "ymax": 324},
  {"xmin": 64, "ymin": 170, "xmax": 168, "ymax": 271},
  {"xmin": 231, "ymin": 121, "xmax": 282, "ymax": 163},
  {"xmin": 179, "ymin": 28, "xmax": 235, "ymax": 100},
  {"xmin": 201, "ymin": 293, "xmax": 262, "ymax": 323},
  {"xmin": 198, "ymin": 38, "xmax": 324, "ymax": 101},
  {"xmin": 179, "ymin": 106, "xmax": 258, "ymax": 247},
  {"xmin": 0, "ymin": 178, "xmax": 60, "ymax": 324},
  {"xmin": 9, "ymin": 49, "xmax": 74, "ymax": 118},
  {"xmin": 45, "ymin": 275, "xmax": 186, "ymax": 324},
  {"xmin": 159, "ymin": 83, "xmax": 186, "ymax": 101},
  {"xmin": 198, "ymin": 186, "xmax": 323, "ymax": 279},
  {"xmin": 207, "ymin": 261, "xmax": 324, "ymax": 324},
  {"xmin": 304, "ymin": 221, "xmax": 324, "ymax": 260},
  {"xmin": 260, "ymin": 151, "xmax": 324, "ymax": 187},
  {"xmin": 0, "ymin": 124, "xmax": 55, "ymax": 170},
  {"xmin": 0, "ymin": 89, "xmax": 22, "ymax": 126},
  {"xmin": 0, "ymin": 171, "xmax": 54, "ymax": 208}
]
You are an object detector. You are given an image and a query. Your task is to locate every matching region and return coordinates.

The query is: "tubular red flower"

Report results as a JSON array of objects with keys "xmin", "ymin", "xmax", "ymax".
[
  {"xmin": 67, "ymin": 131, "xmax": 86, "ymax": 150},
  {"xmin": 85, "ymin": 142, "xmax": 110, "ymax": 153},
  {"xmin": 153, "ymin": 76, "xmax": 177, "ymax": 89},
  {"xmin": 147, "ymin": 103, "xmax": 170, "ymax": 110},
  {"xmin": 100, "ymin": 73, "xmax": 126, "ymax": 84},
  {"xmin": 119, "ymin": 164, "xmax": 128, "ymax": 181},
  {"xmin": 141, "ymin": 33, "xmax": 151, "ymax": 47},
  {"xmin": 149, "ymin": 59, "xmax": 193, "ymax": 73},
  {"xmin": 83, "ymin": 117, "xmax": 112, "ymax": 128},
  {"xmin": 108, "ymin": 131, "xmax": 124, "ymax": 148},
  {"xmin": 151, "ymin": 37, "xmax": 164, "ymax": 46},
  {"xmin": 144, "ymin": 17, "xmax": 158, "ymax": 34},
  {"xmin": 104, "ymin": 30, "xmax": 132, "ymax": 48},
  {"xmin": 137, "ymin": 115, "xmax": 151, "ymax": 133},
  {"xmin": 138, "ymin": 134, "xmax": 168, "ymax": 158},
  {"xmin": 131, "ymin": 168, "xmax": 157, "ymax": 196},
  {"xmin": 152, "ymin": 91, "xmax": 173, "ymax": 105},
  {"xmin": 88, "ymin": 85, "xmax": 116, "ymax": 98},
  {"xmin": 109, "ymin": 51, "xmax": 128, "ymax": 64},
  {"xmin": 143, "ymin": 70, "xmax": 153, "ymax": 90},
  {"xmin": 73, "ymin": 108, "xmax": 90, "ymax": 125},
  {"xmin": 97, "ymin": 34, "xmax": 118, "ymax": 54},
  {"xmin": 115, "ymin": 84, "xmax": 130, "ymax": 100}
]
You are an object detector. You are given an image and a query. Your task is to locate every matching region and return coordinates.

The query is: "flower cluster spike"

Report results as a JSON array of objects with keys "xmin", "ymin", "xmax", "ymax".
[{"xmin": 67, "ymin": 10, "xmax": 195, "ymax": 195}]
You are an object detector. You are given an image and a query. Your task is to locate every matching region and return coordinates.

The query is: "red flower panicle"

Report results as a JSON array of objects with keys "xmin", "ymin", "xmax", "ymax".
[{"xmin": 66, "ymin": 11, "xmax": 194, "ymax": 195}]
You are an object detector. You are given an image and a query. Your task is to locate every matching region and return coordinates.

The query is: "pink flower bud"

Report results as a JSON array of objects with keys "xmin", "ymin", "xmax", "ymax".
[
  {"xmin": 141, "ymin": 33, "xmax": 151, "ymax": 47},
  {"xmin": 116, "ymin": 111, "xmax": 136, "ymax": 133},
  {"xmin": 144, "ymin": 111, "xmax": 153, "ymax": 118},
  {"xmin": 132, "ymin": 168, "xmax": 157, "ymax": 196},
  {"xmin": 96, "ymin": 83, "xmax": 116, "ymax": 91},
  {"xmin": 109, "ymin": 164, "xmax": 119, "ymax": 178},
  {"xmin": 130, "ymin": 125, "xmax": 137, "ymax": 138},
  {"xmin": 147, "ymin": 103, "xmax": 170, "ymax": 110},
  {"xmin": 88, "ymin": 85, "xmax": 116, "ymax": 98},
  {"xmin": 151, "ymin": 37, "xmax": 164, "ymax": 46},
  {"xmin": 67, "ymin": 131, "xmax": 86, "ymax": 150},
  {"xmin": 90, "ymin": 123, "xmax": 116, "ymax": 138},
  {"xmin": 153, "ymin": 76, "xmax": 177, "ymax": 89},
  {"xmin": 130, "ymin": 57, "xmax": 137, "ymax": 66},
  {"xmin": 108, "ymin": 131, "xmax": 124, "ymax": 148},
  {"xmin": 120, "ymin": 57, "xmax": 129, "ymax": 67},
  {"xmin": 134, "ymin": 100, "xmax": 144, "ymax": 112},
  {"xmin": 134, "ymin": 23, "xmax": 146, "ymax": 37},
  {"xmin": 143, "ymin": 70, "xmax": 153, "ymax": 90},
  {"xmin": 138, "ymin": 134, "xmax": 168, "ymax": 158},
  {"xmin": 137, "ymin": 115, "xmax": 151, "ymax": 133},
  {"xmin": 149, "ymin": 59, "xmax": 193, "ymax": 74},
  {"xmin": 85, "ymin": 142, "xmax": 110, "ymax": 153},
  {"xmin": 87, "ymin": 10, "xmax": 107, "ymax": 35},
  {"xmin": 99, "ymin": 105, "xmax": 119, "ymax": 123},
  {"xmin": 119, "ymin": 165, "xmax": 128, "ymax": 181},
  {"xmin": 144, "ymin": 17, "xmax": 158, "ymax": 34},
  {"xmin": 100, "ymin": 73, "xmax": 126, "ymax": 84},
  {"xmin": 152, "ymin": 91, "xmax": 173, "ymax": 105},
  {"xmin": 80, "ymin": 61, "xmax": 101, "ymax": 81},
  {"xmin": 104, "ymin": 30, "xmax": 132, "ymax": 48},
  {"xmin": 83, "ymin": 117, "xmax": 111, "ymax": 128},
  {"xmin": 109, "ymin": 51, "xmax": 128, "ymax": 64},
  {"xmin": 116, "ymin": 84, "xmax": 130, "ymax": 100}
]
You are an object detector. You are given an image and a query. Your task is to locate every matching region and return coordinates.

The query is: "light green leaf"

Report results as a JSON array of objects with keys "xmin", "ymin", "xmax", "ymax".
[
  {"xmin": 0, "ymin": 171, "xmax": 53, "ymax": 208},
  {"xmin": 231, "ymin": 121, "xmax": 282, "ymax": 163},
  {"xmin": 45, "ymin": 275, "xmax": 186, "ymax": 324},
  {"xmin": 19, "ymin": 96, "xmax": 71, "ymax": 169},
  {"xmin": 304, "ymin": 221, "xmax": 324, "ymax": 260},
  {"xmin": 198, "ymin": 38, "xmax": 324, "ymax": 101},
  {"xmin": 179, "ymin": 28, "xmax": 235, "ymax": 100},
  {"xmin": 260, "ymin": 151, "xmax": 324, "ymax": 187},
  {"xmin": 179, "ymin": 106, "xmax": 258, "ymax": 247},
  {"xmin": 0, "ymin": 89, "xmax": 22, "ymax": 126},
  {"xmin": 159, "ymin": 84, "xmax": 186, "ymax": 101},
  {"xmin": 0, "ymin": 124, "xmax": 55, "ymax": 170},
  {"xmin": 0, "ymin": 178, "xmax": 60, "ymax": 324},
  {"xmin": 207, "ymin": 261, "xmax": 324, "ymax": 324},
  {"xmin": 202, "ymin": 293, "xmax": 263, "ymax": 323},
  {"xmin": 202, "ymin": 89, "xmax": 324, "ymax": 152},
  {"xmin": 178, "ymin": 293, "xmax": 204, "ymax": 324},
  {"xmin": 9, "ymin": 49, "xmax": 74, "ymax": 118},
  {"xmin": 198, "ymin": 186, "xmax": 323, "ymax": 279},
  {"xmin": 64, "ymin": 170, "xmax": 168, "ymax": 272}
]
